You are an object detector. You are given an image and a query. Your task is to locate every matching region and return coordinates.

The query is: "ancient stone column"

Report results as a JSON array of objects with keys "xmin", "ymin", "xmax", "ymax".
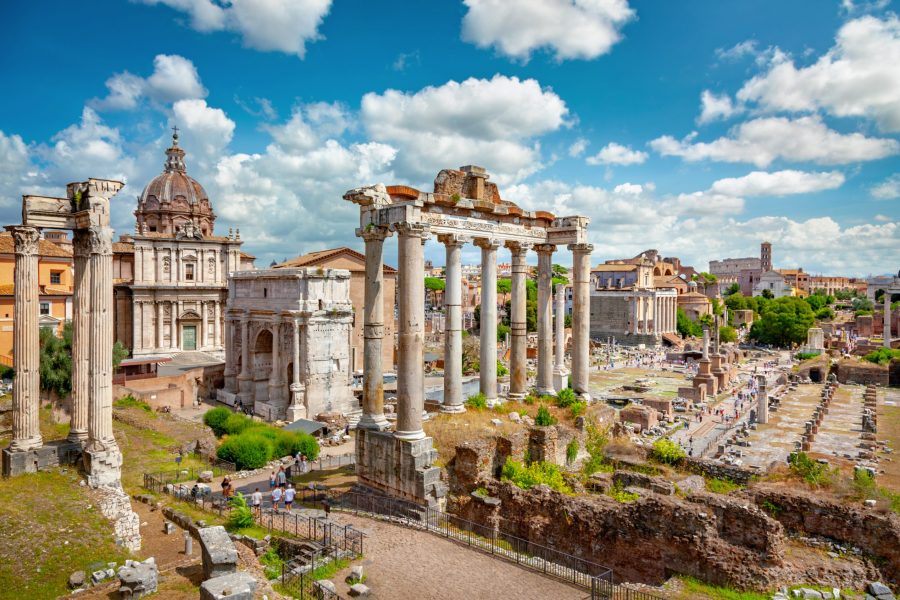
[
  {"xmin": 642, "ymin": 296, "xmax": 650, "ymax": 334},
  {"xmin": 214, "ymin": 301, "xmax": 221, "ymax": 347},
  {"xmin": 569, "ymin": 243, "xmax": 593, "ymax": 400},
  {"xmin": 199, "ymin": 301, "xmax": 207, "ymax": 349},
  {"xmin": 631, "ymin": 296, "xmax": 638, "ymax": 334},
  {"xmin": 269, "ymin": 322, "xmax": 282, "ymax": 404},
  {"xmin": 507, "ymin": 241, "xmax": 531, "ymax": 401},
  {"xmin": 475, "ymin": 238, "xmax": 501, "ymax": 404},
  {"xmin": 69, "ymin": 230, "xmax": 91, "ymax": 443},
  {"xmin": 287, "ymin": 317, "xmax": 306, "ymax": 421},
  {"xmin": 7, "ymin": 226, "xmax": 42, "ymax": 452},
  {"xmin": 237, "ymin": 311, "xmax": 251, "ymax": 398},
  {"xmin": 357, "ymin": 227, "xmax": 391, "ymax": 430},
  {"xmin": 702, "ymin": 326, "xmax": 710, "ymax": 360},
  {"xmin": 156, "ymin": 302, "xmax": 164, "ymax": 350},
  {"xmin": 394, "ymin": 222, "xmax": 429, "ymax": 440},
  {"xmin": 223, "ymin": 315, "xmax": 236, "ymax": 392},
  {"xmin": 87, "ymin": 225, "xmax": 117, "ymax": 447},
  {"xmin": 757, "ymin": 374, "xmax": 769, "ymax": 424},
  {"xmin": 554, "ymin": 283, "xmax": 566, "ymax": 372},
  {"xmin": 885, "ymin": 292, "xmax": 892, "ymax": 349},
  {"xmin": 439, "ymin": 234, "xmax": 466, "ymax": 413},
  {"xmin": 535, "ymin": 244, "xmax": 556, "ymax": 395}
]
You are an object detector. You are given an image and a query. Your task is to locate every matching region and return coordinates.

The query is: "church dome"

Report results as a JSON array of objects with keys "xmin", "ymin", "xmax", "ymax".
[{"xmin": 135, "ymin": 129, "xmax": 216, "ymax": 236}]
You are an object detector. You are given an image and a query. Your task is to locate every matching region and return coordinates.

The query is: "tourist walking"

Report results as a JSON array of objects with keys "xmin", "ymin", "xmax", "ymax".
[
  {"xmin": 272, "ymin": 486, "xmax": 283, "ymax": 511},
  {"xmin": 277, "ymin": 466, "xmax": 287, "ymax": 488},
  {"xmin": 284, "ymin": 484, "xmax": 295, "ymax": 511},
  {"xmin": 300, "ymin": 455, "xmax": 309, "ymax": 474},
  {"xmin": 251, "ymin": 487, "xmax": 263, "ymax": 519},
  {"xmin": 269, "ymin": 471, "xmax": 276, "ymax": 489}
]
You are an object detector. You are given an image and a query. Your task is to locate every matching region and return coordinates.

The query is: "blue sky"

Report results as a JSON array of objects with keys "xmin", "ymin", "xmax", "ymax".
[{"xmin": 0, "ymin": 0, "xmax": 898, "ymax": 276}]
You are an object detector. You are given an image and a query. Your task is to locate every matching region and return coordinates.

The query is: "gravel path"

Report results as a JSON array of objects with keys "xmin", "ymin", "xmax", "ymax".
[{"xmin": 328, "ymin": 514, "xmax": 590, "ymax": 600}]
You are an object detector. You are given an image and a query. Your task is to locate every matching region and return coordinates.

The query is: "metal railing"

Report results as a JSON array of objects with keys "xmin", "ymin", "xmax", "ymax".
[{"xmin": 280, "ymin": 563, "xmax": 345, "ymax": 599}]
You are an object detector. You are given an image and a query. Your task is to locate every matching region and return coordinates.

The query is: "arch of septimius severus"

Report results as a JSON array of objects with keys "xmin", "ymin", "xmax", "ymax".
[
  {"xmin": 345, "ymin": 165, "xmax": 591, "ymax": 506},
  {"xmin": 2, "ymin": 178, "xmax": 123, "ymax": 486}
]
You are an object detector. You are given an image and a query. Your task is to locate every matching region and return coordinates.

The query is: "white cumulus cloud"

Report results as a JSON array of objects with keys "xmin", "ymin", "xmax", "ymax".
[
  {"xmin": 140, "ymin": 0, "xmax": 332, "ymax": 58},
  {"xmin": 737, "ymin": 15, "xmax": 900, "ymax": 132},
  {"xmin": 92, "ymin": 54, "xmax": 207, "ymax": 110},
  {"xmin": 871, "ymin": 173, "xmax": 900, "ymax": 199},
  {"xmin": 461, "ymin": 0, "xmax": 635, "ymax": 61},
  {"xmin": 698, "ymin": 90, "xmax": 743, "ymax": 124},
  {"xmin": 650, "ymin": 115, "xmax": 898, "ymax": 167},
  {"xmin": 586, "ymin": 142, "xmax": 647, "ymax": 166},
  {"xmin": 361, "ymin": 75, "xmax": 569, "ymax": 185},
  {"xmin": 710, "ymin": 170, "xmax": 845, "ymax": 197}
]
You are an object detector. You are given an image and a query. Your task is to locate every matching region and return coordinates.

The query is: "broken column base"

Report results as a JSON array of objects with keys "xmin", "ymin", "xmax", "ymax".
[
  {"xmin": 200, "ymin": 572, "xmax": 257, "ymax": 600},
  {"xmin": 552, "ymin": 367, "xmax": 569, "ymax": 394},
  {"xmin": 84, "ymin": 446, "xmax": 124, "ymax": 488},
  {"xmin": 1, "ymin": 439, "xmax": 82, "ymax": 477},
  {"xmin": 355, "ymin": 429, "xmax": 446, "ymax": 508}
]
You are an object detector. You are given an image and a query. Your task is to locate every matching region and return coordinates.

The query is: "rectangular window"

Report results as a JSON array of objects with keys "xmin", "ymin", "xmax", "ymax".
[
  {"xmin": 40, "ymin": 302, "xmax": 50, "ymax": 316},
  {"xmin": 185, "ymin": 263, "xmax": 195, "ymax": 281},
  {"xmin": 50, "ymin": 271, "xmax": 62, "ymax": 285}
]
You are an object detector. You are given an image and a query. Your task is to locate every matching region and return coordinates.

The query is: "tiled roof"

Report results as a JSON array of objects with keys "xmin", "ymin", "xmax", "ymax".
[
  {"xmin": 240, "ymin": 251, "xmax": 256, "ymax": 260},
  {"xmin": 113, "ymin": 242, "xmax": 134, "ymax": 253},
  {"xmin": 0, "ymin": 233, "xmax": 72, "ymax": 258},
  {"xmin": 592, "ymin": 264, "xmax": 637, "ymax": 272},
  {"xmin": 276, "ymin": 247, "xmax": 398, "ymax": 274}
]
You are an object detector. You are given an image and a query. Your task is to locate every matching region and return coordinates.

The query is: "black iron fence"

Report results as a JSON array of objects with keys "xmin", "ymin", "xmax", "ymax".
[{"xmin": 280, "ymin": 564, "xmax": 344, "ymax": 600}]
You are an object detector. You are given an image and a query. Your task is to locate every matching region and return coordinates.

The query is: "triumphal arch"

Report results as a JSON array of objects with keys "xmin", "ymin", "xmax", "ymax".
[{"xmin": 344, "ymin": 165, "xmax": 592, "ymax": 506}]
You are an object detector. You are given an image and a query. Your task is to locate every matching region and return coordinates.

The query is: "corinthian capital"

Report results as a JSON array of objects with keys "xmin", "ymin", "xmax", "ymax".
[
  {"xmin": 534, "ymin": 243, "xmax": 556, "ymax": 255},
  {"xmin": 473, "ymin": 237, "xmax": 501, "ymax": 251},
  {"xmin": 436, "ymin": 233, "xmax": 469, "ymax": 248},
  {"xmin": 391, "ymin": 221, "xmax": 430, "ymax": 240},
  {"xmin": 357, "ymin": 225, "xmax": 392, "ymax": 242},
  {"xmin": 6, "ymin": 226, "xmax": 40, "ymax": 256},
  {"xmin": 568, "ymin": 243, "xmax": 594, "ymax": 255},
  {"xmin": 86, "ymin": 226, "xmax": 113, "ymax": 255}
]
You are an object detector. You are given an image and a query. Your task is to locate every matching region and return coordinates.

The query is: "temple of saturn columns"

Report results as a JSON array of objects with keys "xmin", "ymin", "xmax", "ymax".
[
  {"xmin": 344, "ymin": 165, "xmax": 591, "ymax": 506},
  {"xmin": 2, "ymin": 179, "xmax": 124, "ymax": 486}
]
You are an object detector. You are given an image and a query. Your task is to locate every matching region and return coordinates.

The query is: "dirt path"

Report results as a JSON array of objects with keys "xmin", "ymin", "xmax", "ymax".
[{"xmin": 325, "ymin": 514, "xmax": 590, "ymax": 600}]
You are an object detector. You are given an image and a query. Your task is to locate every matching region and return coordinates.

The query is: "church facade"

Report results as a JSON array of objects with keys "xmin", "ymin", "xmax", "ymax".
[{"xmin": 113, "ymin": 132, "xmax": 255, "ymax": 357}]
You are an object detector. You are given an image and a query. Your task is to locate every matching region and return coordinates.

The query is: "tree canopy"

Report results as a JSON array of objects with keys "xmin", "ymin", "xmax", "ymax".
[
  {"xmin": 748, "ymin": 296, "xmax": 815, "ymax": 347},
  {"xmin": 424, "ymin": 277, "xmax": 445, "ymax": 292}
]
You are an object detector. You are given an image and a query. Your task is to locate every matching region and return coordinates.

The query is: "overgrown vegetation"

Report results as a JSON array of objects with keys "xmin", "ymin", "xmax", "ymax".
[
  {"xmin": 863, "ymin": 348, "xmax": 900, "ymax": 365},
  {"xmin": 676, "ymin": 576, "xmax": 769, "ymax": 600},
  {"xmin": 650, "ymin": 438, "xmax": 686, "ymax": 466},
  {"xmin": 534, "ymin": 404, "xmax": 557, "ymax": 427},
  {"xmin": 705, "ymin": 477, "xmax": 742, "ymax": 494},
  {"xmin": 565, "ymin": 439, "xmax": 579, "ymax": 464},
  {"xmin": 555, "ymin": 387, "xmax": 577, "ymax": 408},
  {"xmin": 582, "ymin": 421, "xmax": 612, "ymax": 476},
  {"xmin": 465, "ymin": 393, "xmax": 488, "ymax": 410},
  {"xmin": 259, "ymin": 547, "xmax": 284, "ymax": 580},
  {"xmin": 204, "ymin": 407, "xmax": 319, "ymax": 470},
  {"xmin": 788, "ymin": 451, "xmax": 832, "ymax": 487},
  {"xmin": 795, "ymin": 351, "xmax": 821, "ymax": 361},
  {"xmin": 608, "ymin": 481, "xmax": 639, "ymax": 503},
  {"xmin": 501, "ymin": 457, "xmax": 571, "ymax": 493},
  {"xmin": 114, "ymin": 394, "xmax": 153, "ymax": 412},
  {"xmin": 227, "ymin": 492, "xmax": 254, "ymax": 530}
]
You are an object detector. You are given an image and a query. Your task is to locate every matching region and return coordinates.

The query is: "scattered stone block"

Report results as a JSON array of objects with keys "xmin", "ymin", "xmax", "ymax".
[
  {"xmin": 349, "ymin": 565, "xmax": 364, "ymax": 582},
  {"xmin": 507, "ymin": 412, "xmax": 520, "ymax": 423},
  {"xmin": 490, "ymin": 418, "xmax": 503, "ymax": 426},
  {"xmin": 867, "ymin": 582, "xmax": 895, "ymax": 600},
  {"xmin": 199, "ymin": 526, "xmax": 238, "ymax": 579},
  {"xmin": 198, "ymin": 470, "xmax": 214, "ymax": 483},
  {"xmin": 199, "ymin": 572, "xmax": 257, "ymax": 600},
  {"xmin": 68, "ymin": 570, "xmax": 85, "ymax": 589},
  {"xmin": 315, "ymin": 579, "xmax": 337, "ymax": 598},
  {"xmin": 164, "ymin": 522, "xmax": 176, "ymax": 535},
  {"xmin": 349, "ymin": 583, "xmax": 370, "ymax": 597},
  {"xmin": 117, "ymin": 557, "xmax": 158, "ymax": 599}
]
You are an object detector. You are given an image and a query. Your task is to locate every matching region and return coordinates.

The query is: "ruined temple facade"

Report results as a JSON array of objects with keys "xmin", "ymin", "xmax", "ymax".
[{"xmin": 113, "ymin": 133, "xmax": 255, "ymax": 357}]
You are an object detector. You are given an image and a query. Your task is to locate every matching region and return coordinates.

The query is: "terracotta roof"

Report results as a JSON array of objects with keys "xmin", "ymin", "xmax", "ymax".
[
  {"xmin": 0, "ymin": 233, "xmax": 72, "ymax": 258},
  {"xmin": 276, "ymin": 247, "xmax": 397, "ymax": 274},
  {"xmin": 679, "ymin": 291, "xmax": 709, "ymax": 301},
  {"xmin": 240, "ymin": 251, "xmax": 256, "ymax": 260},
  {"xmin": 777, "ymin": 269, "xmax": 804, "ymax": 276},
  {"xmin": 592, "ymin": 264, "xmax": 637, "ymax": 272},
  {"xmin": 113, "ymin": 242, "xmax": 134, "ymax": 253}
]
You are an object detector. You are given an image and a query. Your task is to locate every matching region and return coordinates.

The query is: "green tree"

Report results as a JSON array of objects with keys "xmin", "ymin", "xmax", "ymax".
[
  {"xmin": 719, "ymin": 325, "xmax": 738, "ymax": 343},
  {"xmin": 676, "ymin": 308, "xmax": 702, "ymax": 338},
  {"xmin": 39, "ymin": 322, "xmax": 73, "ymax": 398},
  {"xmin": 724, "ymin": 282, "xmax": 741, "ymax": 296},
  {"xmin": 748, "ymin": 296, "xmax": 815, "ymax": 347},
  {"xmin": 113, "ymin": 340, "xmax": 128, "ymax": 370},
  {"xmin": 496, "ymin": 278, "xmax": 512, "ymax": 295},
  {"xmin": 804, "ymin": 294, "xmax": 827, "ymax": 312},
  {"xmin": 424, "ymin": 276, "xmax": 445, "ymax": 308},
  {"xmin": 761, "ymin": 289, "xmax": 774, "ymax": 299}
]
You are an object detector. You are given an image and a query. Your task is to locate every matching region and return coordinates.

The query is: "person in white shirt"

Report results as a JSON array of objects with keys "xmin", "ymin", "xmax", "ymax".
[
  {"xmin": 251, "ymin": 488, "xmax": 263, "ymax": 519},
  {"xmin": 271, "ymin": 486, "xmax": 283, "ymax": 511},
  {"xmin": 284, "ymin": 484, "xmax": 296, "ymax": 511}
]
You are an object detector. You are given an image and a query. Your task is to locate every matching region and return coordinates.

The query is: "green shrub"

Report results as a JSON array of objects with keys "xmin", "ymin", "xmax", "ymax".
[
  {"xmin": 226, "ymin": 492, "xmax": 254, "ymax": 530},
  {"xmin": 795, "ymin": 351, "xmax": 821, "ymax": 361},
  {"xmin": 203, "ymin": 406, "xmax": 232, "ymax": 437},
  {"xmin": 760, "ymin": 499, "xmax": 783, "ymax": 517},
  {"xmin": 581, "ymin": 421, "xmax": 611, "ymax": 476},
  {"xmin": 853, "ymin": 468, "xmax": 877, "ymax": 499},
  {"xmin": 496, "ymin": 360, "xmax": 509, "ymax": 377},
  {"xmin": 555, "ymin": 387, "xmax": 577, "ymax": 408},
  {"xmin": 114, "ymin": 395, "xmax": 152, "ymax": 413},
  {"xmin": 535, "ymin": 404, "xmax": 557, "ymax": 427},
  {"xmin": 473, "ymin": 487, "xmax": 488, "ymax": 497},
  {"xmin": 565, "ymin": 439, "xmax": 579, "ymax": 464},
  {"xmin": 608, "ymin": 481, "xmax": 639, "ymax": 503},
  {"xmin": 651, "ymin": 438, "xmax": 686, "ymax": 466},
  {"xmin": 259, "ymin": 547, "xmax": 284, "ymax": 580},
  {"xmin": 788, "ymin": 452, "xmax": 831, "ymax": 487},
  {"xmin": 217, "ymin": 432, "xmax": 273, "ymax": 470},
  {"xmin": 569, "ymin": 401, "xmax": 587, "ymax": 419},
  {"xmin": 706, "ymin": 477, "xmax": 742, "ymax": 494},
  {"xmin": 465, "ymin": 393, "xmax": 488, "ymax": 410},
  {"xmin": 501, "ymin": 457, "xmax": 571, "ymax": 493},
  {"xmin": 863, "ymin": 348, "xmax": 900, "ymax": 365},
  {"xmin": 223, "ymin": 412, "xmax": 262, "ymax": 436}
]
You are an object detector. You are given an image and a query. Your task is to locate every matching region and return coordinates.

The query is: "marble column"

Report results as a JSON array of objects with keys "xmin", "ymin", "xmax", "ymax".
[
  {"xmin": 475, "ymin": 238, "xmax": 501, "ymax": 404},
  {"xmin": 69, "ymin": 230, "xmax": 91, "ymax": 443},
  {"xmin": 394, "ymin": 222, "xmax": 429, "ymax": 440},
  {"xmin": 884, "ymin": 293, "xmax": 892, "ymax": 349},
  {"xmin": 199, "ymin": 301, "xmax": 207, "ymax": 349},
  {"xmin": 287, "ymin": 317, "xmax": 306, "ymax": 421},
  {"xmin": 439, "ymin": 234, "xmax": 466, "ymax": 413},
  {"xmin": 569, "ymin": 243, "xmax": 593, "ymax": 400},
  {"xmin": 269, "ymin": 322, "xmax": 283, "ymax": 404},
  {"xmin": 214, "ymin": 301, "xmax": 221, "ymax": 348},
  {"xmin": 554, "ymin": 284, "xmax": 567, "ymax": 372},
  {"xmin": 642, "ymin": 296, "xmax": 650, "ymax": 334},
  {"xmin": 535, "ymin": 244, "xmax": 556, "ymax": 395},
  {"xmin": 631, "ymin": 296, "xmax": 638, "ymax": 334},
  {"xmin": 7, "ymin": 226, "xmax": 42, "ymax": 451},
  {"xmin": 357, "ymin": 227, "xmax": 391, "ymax": 430},
  {"xmin": 237, "ymin": 311, "xmax": 252, "ymax": 398},
  {"xmin": 507, "ymin": 241, "xmax": 531, "ymax": 401},
  {"xmin": 87, "ymin": 225, "xmax": 116, "ymax": 447},
  {"xmin": 223, "ymin": 315, "xmax": 236, "ymax": 392}
]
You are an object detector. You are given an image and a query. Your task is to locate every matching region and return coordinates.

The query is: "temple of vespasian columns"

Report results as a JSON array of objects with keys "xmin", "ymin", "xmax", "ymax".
[
  {"xmin": 1, "ymin": 178, "xmax": 124, "ymax": 486},
  {"xmin": 344, "ymin": 165, "xmax": 591, "ymax": 506}
]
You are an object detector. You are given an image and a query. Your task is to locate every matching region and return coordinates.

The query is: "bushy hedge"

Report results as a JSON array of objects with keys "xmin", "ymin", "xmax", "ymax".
[
  {"xmin": 501, "ymin": 457, "xmax": 571, "ymax": 493},
  {"xmin": 651, "ymin": 438, "xmax": 686, "ymax": 466},
  {"xmin": 203, "ymin": 407, "xmax": 232, "ymax": 436},
  {"xmin": 206, "ymin": 406, "xmax": 320, "ymax": 470},
  {"xmin": 217, "ymin": 432, "xmax": 273, "ymax": 470}
]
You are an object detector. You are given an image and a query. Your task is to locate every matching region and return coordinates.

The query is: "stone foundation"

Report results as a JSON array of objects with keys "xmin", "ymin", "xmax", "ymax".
[
  {"xmin": 95, "ymin": 485, "xmax": 142, "ymax": 553},
  {"xmin": 84, "ymin": 446, "xmax": 124, "ymax": 488},
  {"xmin": 1, "ymin": 439, "xmax": 82, "ymax": 476},
  {"xmin": 355, "ymin": 429, "xmax": 446, "ymax": 507}
]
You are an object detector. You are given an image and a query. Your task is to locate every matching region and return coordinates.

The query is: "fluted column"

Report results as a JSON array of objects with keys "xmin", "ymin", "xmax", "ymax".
[
  {"xmin": 87, "ymin": 225, "xmax": 116, "ymax": 448},
  {"xmin": 535, "ymin": 244, "xmax": 555, "ymax": 395},
  {"xmin": 439, "ymin": 234, "xmax": 466, "ymax": 413},
  {"xmin": 69, "ymin": 230, "xmax": 91, "ymax": 443},
  {"xmin": 269, "ymin": 322, "xmax": 283, "ymax": 405},
  {"xmin": 357, "ymin": 227, "xmax": 391, "ymax": 430},
  {"xmin": 554, "ymin": 283, "xmax": 566, "ymax": 373},
  {"xmin": 507, "ymin": 242, "xmax": 531, "ymax": 401},
  {"xmin": 214, "ymin": 301, "xmax": 221, "ymax": 347},
  {"xmin": 475, "ymin": 238, "xmax": 501, "ymax": 404},
  {"xmin": 7, "ymin": 226, "xmax": 41, "ymax": 451},
  {"xmin": 237, "ymin": 311, "xmax": 251, "ymax": 398},
  {"xmin": 885, "ymin": 293, "xmax": 892, "ymax": 349},
  {"xmin": 223, "ymin": 314, "xmax": 236, "ymax": 392},
  {"xmin": 393, "ymin": 222, "xmax": 429, "ymax": 440},
  {"xmin": 156, "ymin": 301, "xmax": 164, "ymax": 350},
  {"xmin": 287, "ymin": 317, "xmax": 306, "ymax": 421},
  {"xmin": 569, "ymin": 243, "xmax": 593, "ymax": 400},
  {"xmin": 199, "ymin": 301, "xmax": 207, "ymax": 349}
]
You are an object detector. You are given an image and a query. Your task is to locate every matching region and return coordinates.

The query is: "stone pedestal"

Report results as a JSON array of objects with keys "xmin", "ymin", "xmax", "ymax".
[
  {"xmin": 84, "ymin": 447, "xmax": 124, "ymax": 488},
  {"xmin": 694, "ymin": 359, "xmax": 718, "ymax": 396},
  {"xmin": 355, "ymin": 429, "xmax": 446, "ymax": 507},
  {"xmin": 2, "ymin": 439, "xmax": 82, "ymax": 477},
  {"xmin": 287, "ymin": 384, "xmax": 308, "ymax": 422}
]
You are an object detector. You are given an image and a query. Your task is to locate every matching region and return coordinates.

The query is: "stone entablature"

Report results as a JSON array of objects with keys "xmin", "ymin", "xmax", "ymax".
[{"xmin": 219, "ymin": 268, "xmax": 357, "ymax": 423}]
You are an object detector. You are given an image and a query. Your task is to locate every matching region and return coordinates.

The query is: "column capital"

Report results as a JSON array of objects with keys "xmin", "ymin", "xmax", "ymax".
[
  {"xmin": 568, "ymin": 242, "xmax": 594, "ymax": 255},
  {"xmin": 437, "ymin": 233, "xmax": 469, "ymax": 248},
  {"xmin": 391, "ymin": 221, "xmax": 430, "ymax": 240},
  {"xmin": 473, "ymin": 237, "xmax": 501, "ymax": 250},
  {"xmin": 534, "ymin": 243, "xmax": 556, "ymax": 255},
  {"xmin": 356, "ymin": 225, "xmax": 392, "ymax": 242},
  {"xmin": 505, "ymin": 240, "xmax": 533, "ymax": 256},
  {"xmin": 6, "ymin": 226, "xmax": 40, "ymax": 255},
  {"xmin": 85, "ymin": 226, "xmax": 113, "ymax": 256}
]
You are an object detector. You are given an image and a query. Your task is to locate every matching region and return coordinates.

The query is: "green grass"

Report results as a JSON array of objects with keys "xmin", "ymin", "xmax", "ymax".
[
  {"xmin": 114, "ymin": 395, "xmax": 154, "ymax": 414},
  {"xmin": 0, "ymin": 471, "xmax": 130, "ymax": 600},
  {"xmin": 705, "ymin": 478, "xmax": 743, "ymax": 494},
  {"xmin": 608, "ymin": 482, "xmax": 639, "ymax": 503},
  {"xmin": 259, "ymin": 547, "xmax": 285, "ymax": 580},
  {"xmin": 677, "ymin": 576, "xmax": 769, "ymax": 600},
  {"xmin": 308, "ymin": 557, "xmax": 352, "ymax": 581}
]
